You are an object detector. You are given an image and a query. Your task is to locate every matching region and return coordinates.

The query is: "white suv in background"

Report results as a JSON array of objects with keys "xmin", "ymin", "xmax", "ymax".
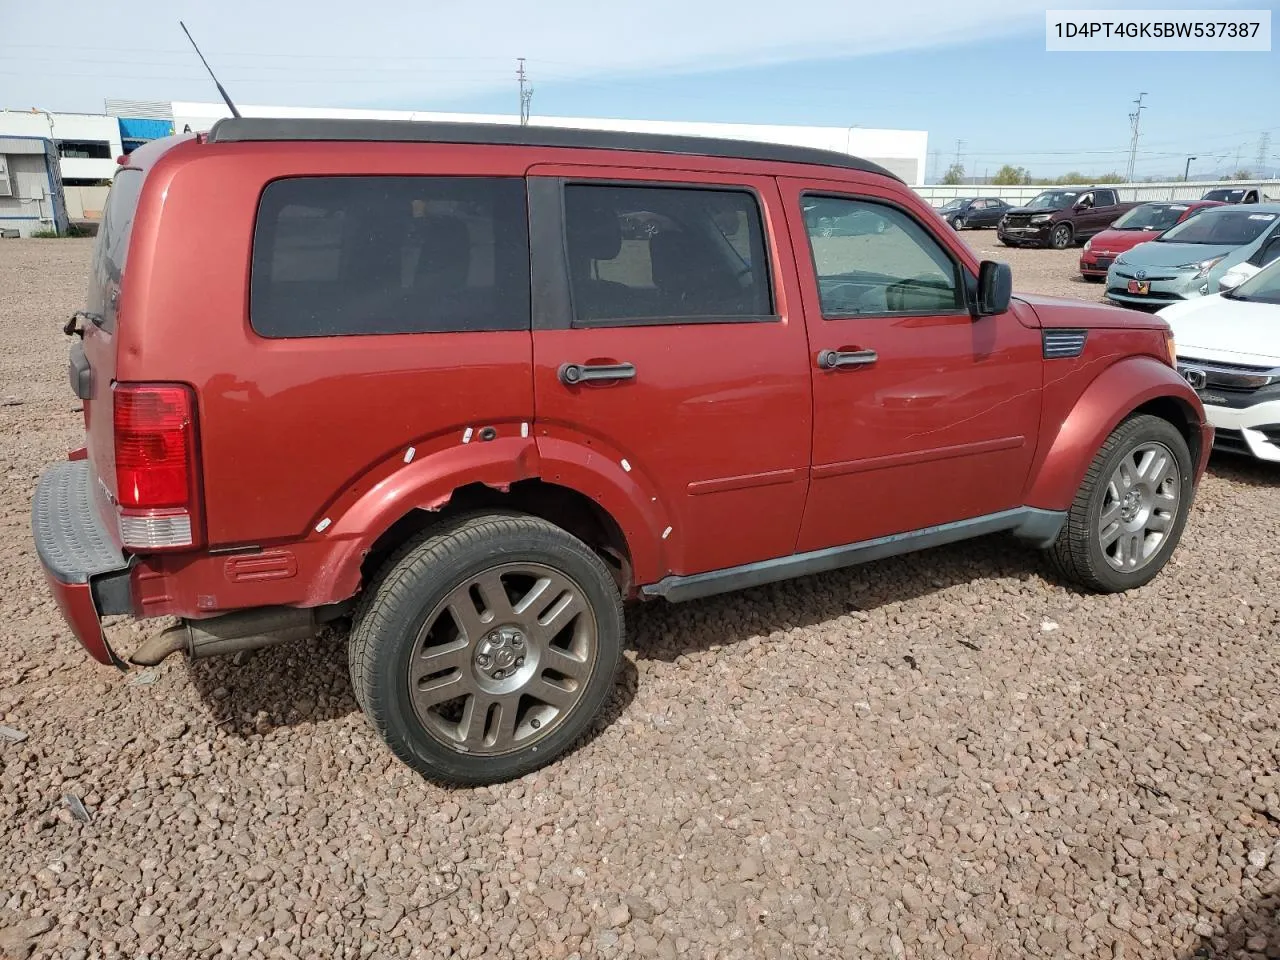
[{"xmin": 1161, "ymin": 257, "xmax": 1280, "ymax": 462}]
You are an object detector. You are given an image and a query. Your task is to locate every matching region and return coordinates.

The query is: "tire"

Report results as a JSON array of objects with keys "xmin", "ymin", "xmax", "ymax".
[
  {"xmin": 952, "ymin": 217, "xmax": 966, "ymax": 230},
  {"xmin": 349, "ymin": 513, "xmax": 624, "ymax": 785},
  {"xmin": 1050, "ymin": 223, "xmax": 1074, "ymax": 250},
  {"xmin": 1047, "ymin": 414, "xmax": 1194, "ymax": 593}
]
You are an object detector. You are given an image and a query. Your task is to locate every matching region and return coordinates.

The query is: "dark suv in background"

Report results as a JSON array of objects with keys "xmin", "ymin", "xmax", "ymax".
[{"xmin": 998, "ymin": 188, "xmax": 1139, "ymax": 250}]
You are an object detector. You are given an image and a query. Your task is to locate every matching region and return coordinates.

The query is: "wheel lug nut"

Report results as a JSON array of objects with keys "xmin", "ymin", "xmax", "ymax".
[
  {"xmin": 531, "ymin": 718, "xmax": 541, "ymax": 729},
  {"xmin": 515, "ymin": 657, "xmax": 524, "ymax": 667},
  {"xmin": 493, "ymin": 670, "xmax": 504, "ymax": 680},
  {"xmin": 477, "ymin": 654, "xmax": 491, "ymax": 667},
  {"xmin": 512, "ymin": 635, "xmax": 523, "ymax": 647}
]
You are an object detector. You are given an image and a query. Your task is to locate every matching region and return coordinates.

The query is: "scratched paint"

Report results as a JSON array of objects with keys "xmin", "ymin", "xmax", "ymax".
[
  {"xmin": 462, "ymin": 427, "xmax": 473, "ymax": 444},
  {"xmin": 315, "ymin": 518, "xmax": 332, "ymax": 533},
  {"xmin": 403, "ymin": 447, "xmax": 416, "ymax": 464}
]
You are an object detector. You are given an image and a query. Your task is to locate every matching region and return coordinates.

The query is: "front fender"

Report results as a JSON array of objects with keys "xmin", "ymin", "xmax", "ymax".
[{"xmin": 1024, "ymin": 356, "xmax": 1207, "ymax": 510}]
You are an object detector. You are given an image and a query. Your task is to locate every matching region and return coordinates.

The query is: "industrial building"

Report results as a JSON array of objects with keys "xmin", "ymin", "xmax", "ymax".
[{"xmin": 1, "ymin": 98, "xmax": 927, "ymax": 236}]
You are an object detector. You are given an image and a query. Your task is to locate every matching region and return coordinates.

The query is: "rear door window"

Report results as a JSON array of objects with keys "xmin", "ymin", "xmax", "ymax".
[
  {"xmin": 562, "ymin": 183, "xmax": 773, "ymax": 326},
  {"xmin": 250, "ymin": 176, "xmax": 530, "ymax": 337}
]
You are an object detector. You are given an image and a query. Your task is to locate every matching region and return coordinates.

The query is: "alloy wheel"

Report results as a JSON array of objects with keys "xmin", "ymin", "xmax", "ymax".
[
  {"xmin": 407, "ymin": 562, "xmax": 598, "ymax": 756},
  {"xmin": 1097, "ymin": 441, "xmax": 1181, "ymax": 573}
]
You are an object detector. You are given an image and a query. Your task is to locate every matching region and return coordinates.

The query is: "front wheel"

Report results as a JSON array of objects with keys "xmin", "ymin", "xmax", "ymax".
[
  {"xmin": 349, "ymin": 513, "xmax": 624, "ymax": 785},
  {"xmin": 951, "ymin": 217, "xmax": 966, "ymax": 230},
  {"xmin": 1050, "ymin": 223, "xmax": 1074, "ymax": 249},
  {"xmin": 1046, "ymin": 414, "xmax": 1194, "ymax": 592}
]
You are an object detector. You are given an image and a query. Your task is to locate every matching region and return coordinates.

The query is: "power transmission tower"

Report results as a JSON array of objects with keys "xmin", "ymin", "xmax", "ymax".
[
  {"xmin": 1258, "ymin": 132, "xmax": 1271, "ymax": 177},
  {"xmin": 953, "ymin": 139, "xmax": 965, "ymax": 167},
  {"xmin": 1124, "ymin": 92, "xmax": 1147, "ymax": 183},
  {"xmin": 930, "ymin": 149, "xmax": 941, "ymax": 182},
  {"xmin": 517, "ymin": 58, "xmax": 534, "ymax": 125}
]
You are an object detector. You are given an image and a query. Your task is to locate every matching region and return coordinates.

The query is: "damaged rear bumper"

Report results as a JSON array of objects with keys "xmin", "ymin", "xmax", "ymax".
[{"xmin": 31, "ymin": 461, "xmax": 132, "ymax": 668}]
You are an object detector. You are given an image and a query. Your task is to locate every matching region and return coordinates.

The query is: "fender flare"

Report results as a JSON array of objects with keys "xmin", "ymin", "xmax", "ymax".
[
  {"xmin": 534, "ymin": 434, "xmax": 673, "ymax": 586},
  {"xmin": 1023, "ymin": 356, "xmax": 1204, "ymax": 510},
  {"xmin": 308, "ymin": 436, "xmax": 540, "ymax": 602},
  {"xmin": 305, "ymin": 433, "xmax": 674, "ymax": 604}
]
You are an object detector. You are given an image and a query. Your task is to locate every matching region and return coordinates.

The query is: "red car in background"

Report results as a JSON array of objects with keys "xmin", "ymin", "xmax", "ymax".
[{"xmin": 1079, "ymin": 200, "xmax": 1224, "ymax": 279}]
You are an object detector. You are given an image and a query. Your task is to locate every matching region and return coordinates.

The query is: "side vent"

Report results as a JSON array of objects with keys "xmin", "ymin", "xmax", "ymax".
[{"xmin": 1043, "ymin": 329, "xmax": 1088, "ymax": 359}]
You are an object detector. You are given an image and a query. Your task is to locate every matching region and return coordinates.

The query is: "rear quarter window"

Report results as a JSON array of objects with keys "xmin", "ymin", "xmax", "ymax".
[{"xmin": 249, "ymin": 176, "xmax": 530, "ymax": 337}]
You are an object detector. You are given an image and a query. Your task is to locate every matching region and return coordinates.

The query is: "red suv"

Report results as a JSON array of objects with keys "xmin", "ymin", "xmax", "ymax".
[{"xmin": 33, "ymin": 119, "xmax": 1212, "ymax": 784}]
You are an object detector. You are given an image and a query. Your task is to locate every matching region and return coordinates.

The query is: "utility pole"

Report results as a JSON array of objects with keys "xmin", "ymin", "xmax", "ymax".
[
  {"xmin": 517, "ymin": 58, "xmax": 534, "ymax": 126},
  {"xmin": 1124, "ymin": 92, "xmax": 1147, "ymax": 183},
  {"xmin": 1184, "ymin": 156, "xmax": 1196, "ymax": 182},
  {"xmin": 1258, "ymin": 132, "xmax": 1272, "ymax": 178}
]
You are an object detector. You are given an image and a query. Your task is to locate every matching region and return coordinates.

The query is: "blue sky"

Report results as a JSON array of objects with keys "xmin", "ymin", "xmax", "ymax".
[{"xmin": 3, "ymin": 0, "xmax": 1275, "ymax": 181}]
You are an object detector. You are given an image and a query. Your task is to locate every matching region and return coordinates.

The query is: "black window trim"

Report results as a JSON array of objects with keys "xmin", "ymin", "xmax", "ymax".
[
  {"xmin": 799, "ymin": 190, "xmax": 975, "ymax": 321},
  {"xmin": 554, "ymin": 177, "xmax": 782, "ymax": 330},
  {"xmin": 247, "ymin": 173, "xmax": 534, "ymax": 339}
]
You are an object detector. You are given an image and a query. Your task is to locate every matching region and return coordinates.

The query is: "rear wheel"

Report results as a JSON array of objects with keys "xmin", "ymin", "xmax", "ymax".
[
  {"xmin": 1050, "ymin": 223, "xmax": 1074, "ymax": 249},
  {"xmin": 1047, "ymin": 414, "xmax": 1194, "ymax": 592},
  {"xmin": 349, "ymin": 513, "xmax": 624, "ymax": 785}
]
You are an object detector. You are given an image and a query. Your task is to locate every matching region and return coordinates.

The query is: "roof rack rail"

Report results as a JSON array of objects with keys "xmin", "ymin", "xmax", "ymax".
[{"xmin": 206, "ymin": 117, "xmax": 902, "ymax": 182}]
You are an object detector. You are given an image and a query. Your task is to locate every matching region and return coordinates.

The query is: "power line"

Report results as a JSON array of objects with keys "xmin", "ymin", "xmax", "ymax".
[
  {"xmin": 517, "ymin": 58, "xmax": 534, "ymax": 125},
  {"xmin": 1124, "ymin": 92, "xmax": 1146, "ymax": 182}
]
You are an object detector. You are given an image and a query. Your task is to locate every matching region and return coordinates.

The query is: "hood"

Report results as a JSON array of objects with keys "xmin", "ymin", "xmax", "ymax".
[
  {"xmin": 1159, "ymin": 295, "xmax": 1280, "ymax": 364},
  {"xmin": 1119, "ymin": 240, "xmax": 1240, "ymax": 268},
  {"xmin": 1006, "ymin": 205, "xmax": 1066, "ymax": 217},
  {"xmin": 1014, "ymin": 293, "xmax": 1167, "ymax": 330},
  {"xmin": 1087, "ymin": 228, "xmax": 1163, "ymax": 255}
]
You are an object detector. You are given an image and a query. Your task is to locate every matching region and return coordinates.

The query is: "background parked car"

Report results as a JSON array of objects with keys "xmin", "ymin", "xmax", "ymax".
[
  {"xmin": 936, "ymin": 197, "xmax": 1012, "ymax": 230},
  {"xmin": 1160, "ymin": 256, "xmax": 1280, "ymax": 461},
  {"xmin": 1079, "ymin": 200, "xmax": 1223, "ymax": 280},
  {"xmin": 803, "ymin": 202, "xmax": 888, "ymax": 237},
  {"xmin": 1105, "ymin": 204, "xmax": 1280, "ymax": 309},
  {"xmin": 997, "ymin": 187, "xmax": 1139, "ymax": 250},
  {"xmin": 1201, "ymin": 187, "xmax": 1268, "ymax": 204}
]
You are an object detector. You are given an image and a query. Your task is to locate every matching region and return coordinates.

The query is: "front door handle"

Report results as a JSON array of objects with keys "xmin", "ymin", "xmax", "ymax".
[
  {"xmin": 558, "ymin": 362, "xmax": 637, "ymax": 386},
  {"xmin": 817, "ymin": 349, "xmax": 878, "ymax": 370}
]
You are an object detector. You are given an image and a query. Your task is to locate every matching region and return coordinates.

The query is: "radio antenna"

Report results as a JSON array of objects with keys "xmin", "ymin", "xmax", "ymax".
[{"xmin": 179, "ymin": 21, "xmax": 241, "ymax": 119}]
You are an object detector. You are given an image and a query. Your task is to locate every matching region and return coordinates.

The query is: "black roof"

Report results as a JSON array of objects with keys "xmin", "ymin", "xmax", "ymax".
[{"xmin": 206, "ymin": 117, "xmax": 901, "ymax": 181}]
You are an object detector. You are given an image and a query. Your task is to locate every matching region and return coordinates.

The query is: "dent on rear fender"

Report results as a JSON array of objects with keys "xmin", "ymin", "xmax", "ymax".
[{"xmin": 1023, "ymin": 356, "xmax": 1202, "ymax": 511}]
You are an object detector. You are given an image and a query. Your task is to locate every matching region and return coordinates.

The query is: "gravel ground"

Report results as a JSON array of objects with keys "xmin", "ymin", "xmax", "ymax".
[{"xmin": 1, "ymin": 236, "xmax": 1277, "ymax": 960}]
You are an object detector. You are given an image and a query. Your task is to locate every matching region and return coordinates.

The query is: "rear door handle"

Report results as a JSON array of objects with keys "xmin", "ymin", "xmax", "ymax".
[
  {"xmin": 817, "ymin": 349, "xmax": 878, "ymax": 370},
  {"xmin": 558, "ymin": 362, "xmax": 637, "ymax": 385}
]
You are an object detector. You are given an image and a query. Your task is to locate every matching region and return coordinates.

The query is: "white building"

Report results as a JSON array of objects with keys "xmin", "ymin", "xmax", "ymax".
[
  {"xmin": 171, "ymin": 101, "xmax": 929, "ymax": 185},
  {"xmin": 0, "ymin": 136, "xmax": 68, "ymax": 237},
  {"xmin": 0, "ymin": 109, "xmax": 122, "ymax": 184}
]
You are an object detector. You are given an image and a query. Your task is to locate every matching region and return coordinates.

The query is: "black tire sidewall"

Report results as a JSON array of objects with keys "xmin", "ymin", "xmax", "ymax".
[
  {"xmin": 1081, "ymin": 419, "xmax": 1195, "ymax": 591},
  {"xmin": 363, "ymin": 522, "xmax": 623, "ymax": 785}
]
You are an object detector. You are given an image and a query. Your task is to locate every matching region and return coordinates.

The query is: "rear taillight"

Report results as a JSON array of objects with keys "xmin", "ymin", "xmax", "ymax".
[{"xmin": 113, "ymin": 384, "xmax": 200, "ymax": 550}]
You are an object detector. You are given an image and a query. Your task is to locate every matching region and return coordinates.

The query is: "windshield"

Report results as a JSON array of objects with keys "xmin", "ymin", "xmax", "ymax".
[
  {"xmin": 1156, "ymin": 209, "xmax": 1277, "ymax": 245},
  {"xmin": 939, "ymin": 199, "xmax": 970, "ymax": 211},
  {"xmin": 1228, "ymin": 257, "xmax": 1280, "ymax": 304},
  {"xmin": 1025, "ymin": 190, "xmax": 1080, "ymax": 211},
  {"xmin": 1203, "ymin": 189, "xmax": 1247, "ymax": 202},
  {"xmin": 1112, "ymin": 203, "xmax": 1189, "ymax": 232}
]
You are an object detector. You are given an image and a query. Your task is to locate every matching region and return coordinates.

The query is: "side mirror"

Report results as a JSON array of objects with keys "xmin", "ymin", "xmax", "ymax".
[{"xmin": 976, "ymin": 261, "xmax": 1013, "ymax": 316}]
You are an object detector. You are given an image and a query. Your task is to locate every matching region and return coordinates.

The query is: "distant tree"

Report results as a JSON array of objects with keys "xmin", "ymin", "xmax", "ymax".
[
  {"xmin": 992, "ymin": 164, "xmax": 1032, "ymax": 185},
  {"xmin": 941, "ymin": 163, "xmax": 965, "ymax": 186},
  {"xmin": 1050, "ymin": 171, "xmax": 1123, "ymax": 185},
  {"xmin": 1229, "ymin": 169, "xmax": 1255, "ymax": 180},
  {"xmin": 1054, "ymin": 171, "xmax": 1090, "ymax": 184},
  {"xmin": 1093, "ymin": 172, "xmax": 1125, "ymax": 183}
]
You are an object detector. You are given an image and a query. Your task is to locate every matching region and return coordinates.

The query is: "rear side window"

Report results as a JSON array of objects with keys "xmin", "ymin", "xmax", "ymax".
[
  {"xmin": 250, "ymin": 177, "xmax": 530, "ymax": 337},
  {"xmin": 562, "ymin": 184, "xmax": 773, "ymax": 326}
]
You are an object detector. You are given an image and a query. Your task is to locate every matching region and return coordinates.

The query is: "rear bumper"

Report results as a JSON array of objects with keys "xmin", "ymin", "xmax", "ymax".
[{"xmin": 31, "ymin": 461, "xmax": 131, "ymax": 667}]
